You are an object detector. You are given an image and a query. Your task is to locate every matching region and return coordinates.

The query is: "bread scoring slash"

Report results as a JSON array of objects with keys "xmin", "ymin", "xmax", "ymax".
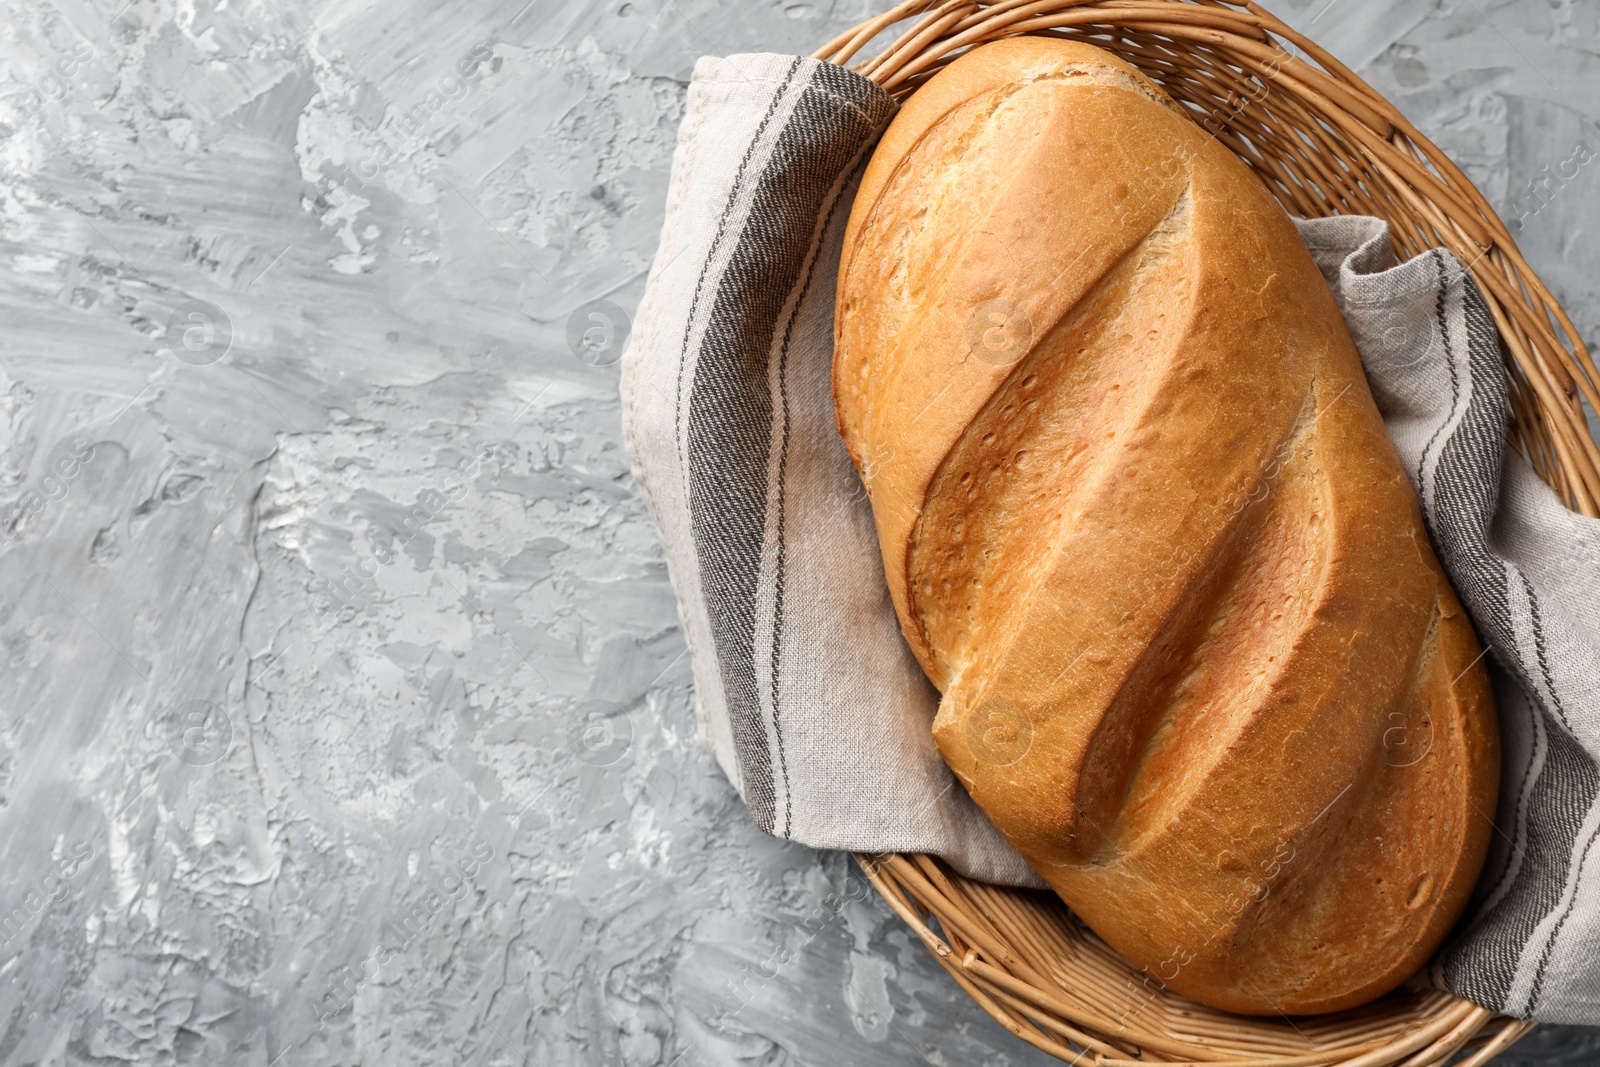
[{"xmin": 833, "ymin": 37, "xmax": 1498, "ymax": 1015}]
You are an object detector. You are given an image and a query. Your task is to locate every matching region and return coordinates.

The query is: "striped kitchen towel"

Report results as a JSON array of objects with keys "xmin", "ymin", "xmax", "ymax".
[
  {"xmin": 619, "ymin": 52, "xmax": 1040, "ymax": 887},
  {"xmin": 620, "ymin": 53, "xmax": 1600, "ymax": 1024}
]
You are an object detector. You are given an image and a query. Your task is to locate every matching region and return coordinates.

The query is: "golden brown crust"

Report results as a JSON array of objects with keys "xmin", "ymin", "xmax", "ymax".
[{"xmin": 834, "ymin": 36, "xmax": 1498, "ymax": 1015}]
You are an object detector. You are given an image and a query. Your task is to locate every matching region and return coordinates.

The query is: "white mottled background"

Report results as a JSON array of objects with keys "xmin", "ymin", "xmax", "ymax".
[{"xmin": 0, "ymin": 0, "xmax": 1596, "ymax": 1064}]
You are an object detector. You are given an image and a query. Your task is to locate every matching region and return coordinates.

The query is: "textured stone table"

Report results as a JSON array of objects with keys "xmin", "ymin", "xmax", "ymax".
[{"xmin": 0, "ymin": 0, "xmax": 1596, "ymax": 1063}]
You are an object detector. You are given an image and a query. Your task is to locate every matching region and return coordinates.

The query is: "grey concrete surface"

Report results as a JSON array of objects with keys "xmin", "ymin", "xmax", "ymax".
[{"xmin": 0, "ymin": 0, "xmax": 1596, "ymax": 1063}]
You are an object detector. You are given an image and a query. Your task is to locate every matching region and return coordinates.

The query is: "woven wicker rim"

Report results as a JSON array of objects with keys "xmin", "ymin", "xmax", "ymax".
[
  {"xmin": 855, "ymin": 854, "xmax": 1533, "ymax": 1065},
  {"xmin": 809, "ymin": 1, "xmax": 1591, "ymax": 1061}
]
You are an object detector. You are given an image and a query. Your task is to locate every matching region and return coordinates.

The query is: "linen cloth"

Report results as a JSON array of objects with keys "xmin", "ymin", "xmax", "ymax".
[{"xmin": 619, "ymin": 52, "xmax": 1600, "ymax": 1024}]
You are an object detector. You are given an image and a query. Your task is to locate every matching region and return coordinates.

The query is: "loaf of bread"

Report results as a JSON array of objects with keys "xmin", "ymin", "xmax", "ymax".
[{"xmin": 833, "ymin": 37, "xmax": 1499, "ymax": 1015}]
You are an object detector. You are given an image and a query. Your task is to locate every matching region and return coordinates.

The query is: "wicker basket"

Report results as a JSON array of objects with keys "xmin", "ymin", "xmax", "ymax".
[{"xmin": 813, "ymin": 1, "xmax": 1600, "ymax": 1062}]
